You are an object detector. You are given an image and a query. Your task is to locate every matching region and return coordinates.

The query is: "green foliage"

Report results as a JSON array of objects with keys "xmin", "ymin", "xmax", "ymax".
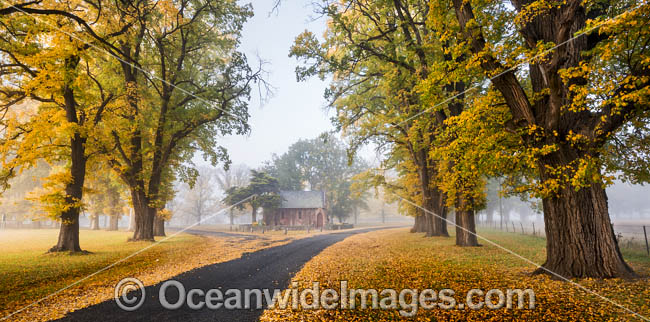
[
  {"xmin": 438, "ymin": 0, "xmax": 650, "ymax": 199},
  {"xmin": 0, "ymin": 1, "xmax": 120, "ymax": 220},
  {"xmin": 263, "ymin": 132, "xmax": 369, "ymax": 223},
  {"xmin": 84, "ymin": 164, "xmax": 126, "ymax": 219},
  {"xmin": 94, "ymin": 0, "xmax": 259, "ymax": 214},
  {"xmin": 223, "ymin": 170, "xmax": 282, "ymax": 222},
  {"xmin": 290, "ymin": 0, "xmax": 458, "ymax": 219}
]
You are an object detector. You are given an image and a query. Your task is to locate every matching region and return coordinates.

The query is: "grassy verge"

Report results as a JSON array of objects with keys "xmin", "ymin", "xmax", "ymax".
[
  {"xmin": 260, "ymin": 228, "xmax": 650, "ymax": 322},
  {"xmin": 0, "ymin": 228, "xmax": 293, "ymax": 322}
]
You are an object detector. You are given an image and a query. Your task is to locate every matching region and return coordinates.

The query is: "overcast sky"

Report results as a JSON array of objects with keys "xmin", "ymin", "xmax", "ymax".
[{"xmin": 213, "ymin": 1, "xmax": 334, "ymax": 168}]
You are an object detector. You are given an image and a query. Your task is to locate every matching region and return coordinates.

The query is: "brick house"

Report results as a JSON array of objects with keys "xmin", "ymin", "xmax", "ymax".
[{"xmin": 263, "ymin": 191, "xmax": 328, "ymax": 228}]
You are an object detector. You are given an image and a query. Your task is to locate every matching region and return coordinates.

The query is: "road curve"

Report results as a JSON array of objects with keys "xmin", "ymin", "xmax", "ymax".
[{"xmin": 52, "ymin": 227, "xmax": 388, "ymax": 322}]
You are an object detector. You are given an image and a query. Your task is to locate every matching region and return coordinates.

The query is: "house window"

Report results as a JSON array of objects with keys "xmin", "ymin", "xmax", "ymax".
[{"xmin": 298, "ymin": 211, "xmax": 302, "ymax": 219}]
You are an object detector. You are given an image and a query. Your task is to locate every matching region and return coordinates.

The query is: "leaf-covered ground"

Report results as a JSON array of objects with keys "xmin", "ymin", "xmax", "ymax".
[
  {"xmin": 260, "ymin": 228, "xmax": 650, "ymax": 321},
  {"xmin": 0, "ymin": 228, "xmax": 294, "ymax": 322}
]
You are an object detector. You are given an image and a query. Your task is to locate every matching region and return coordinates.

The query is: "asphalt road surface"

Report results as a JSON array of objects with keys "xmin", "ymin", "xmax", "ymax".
[{"xmin": 52, "ymin": 227, "xmax": 388, "ymax": 322}]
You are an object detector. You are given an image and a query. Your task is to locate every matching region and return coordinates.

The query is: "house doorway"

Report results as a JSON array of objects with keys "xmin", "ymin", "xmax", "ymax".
[{"xmin": 316, "ymin": 211, "xmax": 323, "ymax": 228}]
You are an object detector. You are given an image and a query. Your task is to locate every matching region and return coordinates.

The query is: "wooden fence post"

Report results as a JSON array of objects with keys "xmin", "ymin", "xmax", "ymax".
[{"xmin": 643, "ymin": 226, "xmax": 650, "ymax": 255}]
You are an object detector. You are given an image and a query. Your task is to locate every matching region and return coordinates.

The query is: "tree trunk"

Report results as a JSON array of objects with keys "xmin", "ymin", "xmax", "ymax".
[
  {"xmin": 106, "ymin": 187, "xmax": 120, "ymax": 231},
  {"xmin": 50, "ymin": 77, "xmax": 86, "ymax": 253},
  {"xmin": 455, "ymin": 208, "xmax": 479, "ymax": 247},
  {"xmin": 108, "ymin": 215, "xmax": 119, "ymax": 231},
  {"xmin": 424, "ymin": 211, "xmax": 433, "ymax": 235},
  {"xmin": 454, "ymin": 191, "xmax": 479, "ymax": 246},
  {"xmin": 411, "ymin": 214, "xmax": 426, "ymax": 233},
  {"xmin": 415, "ymin": 152, "xmax": 448, "ymax": 237},
  {"xmin": 90, "ymin": 214, "xmax": 100, "ymax": 230},
  {"xmin": 130, "ymin": 189, "xmax": 154, "ymax": 241},
  {"xmin": 424, "ymin": 188, "xmax": 449, "ymax": 237},
  {"xmin": 51, "ymin": 211, "xmax": 82, "ymax": 252},
  {"xmin": 120, "ymin": 58, "xmax": 153, "ymax": 241},
  {"xmin": 421, "ymin": 186, "xmax": 438, "ymax": 237},
  {"xmin": 128, "ymin": 208, "xmax": 135, "ymax": 232},
  {"xmin": 251, "ymin": 206, "xmax": 257, "ymax": 223},
  {"xmin": 535, "ymin": 155, "xmax": 635, "ymax": 278},
  {"xmin": 153, "ymin": 212, "xmax": 165, "ymax": 237},
  {"xmin": 422, "ymin": 196, "xmax": 437, "ymax": 237},
  {"xmin": 411, "ymin": 149, "xmax": 446, "ymax": 237},
  {"xmin": 433, "ymin": 188, "xmax": 449, "ymax": 236},
  {"xmin": 50, "ymin": 142, "xmax": 85, "ymax": 252}
]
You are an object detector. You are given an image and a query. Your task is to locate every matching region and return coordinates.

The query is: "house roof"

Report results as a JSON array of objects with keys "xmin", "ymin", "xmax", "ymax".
[{"xmin": 279, "ymin": 190, "xmax": 325, "ymax": 209}]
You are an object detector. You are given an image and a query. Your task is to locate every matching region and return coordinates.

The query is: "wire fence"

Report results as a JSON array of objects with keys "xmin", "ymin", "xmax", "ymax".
[
  {"xmin": 612, "ymin": 224, "xmax": 650, "ymax": 255},
  {"xmin": 476, "ymin": 221, "xmax": 650, "ymax": 256}
]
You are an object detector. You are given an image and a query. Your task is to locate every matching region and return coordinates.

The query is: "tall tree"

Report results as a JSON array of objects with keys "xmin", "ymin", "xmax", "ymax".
[
  {"xmin": 84, "ymin": 163, "xmax": 127, "ymax": 231},
  {"xmin": 444, "ymin": 0, "xmax": 650, "ymax": 277},
  {"xmin": 0, "ymin": 1, "xmax": 119, "ymax": 251},
  {"xmin": 214, "ymin": 164, "xmax": 251, "ymax": 193},
  {"xmin": 291, "ymin": 0, "xmax": 452, "ymax": 237},
  {"xmin": 96, "ymin": 0, "xmax": 261, "ymax": 241},
  {"xmin": 214, "ymin": 164, "xmax": 250, "ymax": 225},
  {"xmin": 262, "ymin": 154, "xmax": 303, "ymax": 190},
  {"xmin": 264, "ymin": 133, "xmax": 369, "ymax": 220},
  {"xmin": 183, "ymin": 166, "xmax": 220, "ymax": 225},
  {"xmin": 224, "ymin": 170, "xmax": 282, "ymax": 223}
]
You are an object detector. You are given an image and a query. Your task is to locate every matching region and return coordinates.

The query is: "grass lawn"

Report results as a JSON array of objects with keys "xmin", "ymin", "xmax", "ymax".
[
  {"xmin": 0, "ymin": 228, "xmax": 293, "ymax": 322},
  {"xmin": 261, "ymin": 228, "xmax": 650, "ymax": 322}
]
